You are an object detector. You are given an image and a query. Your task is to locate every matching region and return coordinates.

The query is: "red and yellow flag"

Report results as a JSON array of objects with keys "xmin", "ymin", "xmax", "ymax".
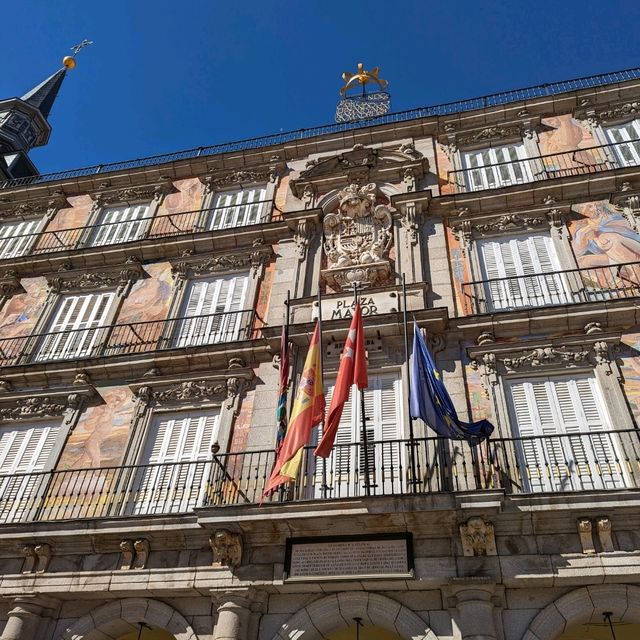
[
  {"xmin": 314, "ymin": 302, "xmax": 368, "ymax": 458},
  {"xmin": 263, "ymin": 321, "xmax": 325, "ymax": 497}
]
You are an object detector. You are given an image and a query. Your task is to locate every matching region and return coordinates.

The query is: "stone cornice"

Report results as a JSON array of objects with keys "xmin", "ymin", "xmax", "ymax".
[
  {"xmin": 92, "ymin": 179, "xmax": 175, "ymax": 207},
  {"xmin": 170, "ymin": 244, "xmax": 273, "ymax": 280},
  {"xmin": 0, "ymin": 189, "xmax": 69, "ymax": 221},
  {"xmin": 574, "ymin": 97, "xmax": 640, "ymax": 126}
]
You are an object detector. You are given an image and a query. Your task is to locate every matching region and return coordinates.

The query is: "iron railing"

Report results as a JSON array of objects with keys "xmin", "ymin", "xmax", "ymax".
[
  {"xmin": 0, "ymin": 309, "xmax": 255, "ymax": 367},
  {"xmin": 447, "ymin": 139, "xmax": 640, "ymax": 193},
  {"xmin": 2, "ymin": 67, "xmax": 639, "ymax": 190},
  {"xmin": 1, "ymin": 430, "xmax": 639, "ymax": 523},
  {"xmin": 461, "ymin": 261, "xmax": 640, "ymax": 315},
  {"xmin": 0, "ymin": 200, "xmax": 278, "ymax": 260}
]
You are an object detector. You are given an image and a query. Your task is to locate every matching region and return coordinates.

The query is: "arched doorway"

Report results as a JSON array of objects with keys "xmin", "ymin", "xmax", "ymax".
[
  {"xmin": 117, "ymin": 626, "xmax": 177, "ymax": 640},
  {"xmin": 522, "ymin": 585, "xmax": 640, "ymax": 640}
]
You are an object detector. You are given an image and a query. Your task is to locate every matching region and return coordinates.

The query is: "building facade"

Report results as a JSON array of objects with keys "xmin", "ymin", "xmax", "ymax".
[{"xmin": 0, "ymin": 65, "xmax": 638, "ymax": 640}]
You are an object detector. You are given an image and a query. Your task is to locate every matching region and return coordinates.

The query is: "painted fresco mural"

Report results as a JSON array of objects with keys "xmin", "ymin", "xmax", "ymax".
[
  {"xmin": 538, "ymin": 114, "xmax": 597, "ymax": 155},
  {"xmin": 32, "ymin": 194, "xmax": 94, "ymax": 254},
  {"xmin": 620, "ymin": 332, "xmax": 640, "ymax": 425},
  {"xmin": 151, "ymin": 178, "xmax": 203, "ymax": 237},
  {"xmin": 57, "ymin": 386, "xmax": 135, "ymax": 470},
  {"xmin": 0, "ymin": 276, "xmax": 48, "ymax": 339},
  {"xmin": 446, "ymin": 226, "xmax": 473, "ymax": 316},
  {"xmin": 118, "ymin": 262, "xmax": 174, "ymax": 324}
]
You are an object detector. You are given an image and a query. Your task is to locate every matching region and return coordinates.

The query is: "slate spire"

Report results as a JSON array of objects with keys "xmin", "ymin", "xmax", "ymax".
[{"xmin": 21, "ymin": 67, "xmax": 67, "ymax": 120}]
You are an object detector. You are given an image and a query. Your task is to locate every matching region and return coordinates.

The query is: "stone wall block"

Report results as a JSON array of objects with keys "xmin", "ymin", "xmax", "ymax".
[
  {"xmin": 554, "ymin": 588, "xmax": 594, "ymax": 626},
  {"xmin": 527, "ymin": 604, "xmax": 566, "ymax": 640},
  {"xmin": 336, "ymin": 592, "xmax": 373, "ymax": 626},
  {"xmin": 367, "ymin": 594, "xmax": 402, "ymax": 631},
  {"xmin": 306, "ymin": 594, "xmax": 345, "ymax": 635},
  {"xmin": 586, "ymin": 584, "xmax": 628, "ymax": 617},
  {"xmin": 90, "ymin": 600, "xmax": 123, "ymax": 629}
]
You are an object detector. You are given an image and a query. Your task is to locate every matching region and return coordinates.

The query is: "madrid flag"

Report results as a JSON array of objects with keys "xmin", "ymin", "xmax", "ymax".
[
  {"xmin": 263, "ymin": 321, "xmax": 325, "ymax": 497},
  {"xmin": 314, "ymin": 302, "xmax": 368, "ymax": 458}
]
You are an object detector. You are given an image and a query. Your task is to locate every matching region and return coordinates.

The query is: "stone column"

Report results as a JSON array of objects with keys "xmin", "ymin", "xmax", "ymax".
[
  {"xmin": 1, "ymin": 596, "xmax": 59, "ymax": 640},
  {"xmin": 213, "ymin": 590, "xmax": 253, "ymax": 640},
  {"xmin": 447, "ymin": 583, "xmax": 498, "ymax": 640}
]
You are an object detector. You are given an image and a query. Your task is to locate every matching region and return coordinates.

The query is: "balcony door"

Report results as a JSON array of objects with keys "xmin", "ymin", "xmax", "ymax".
[
  {"xmin": 311, "ymin": 373, "xmax": 403, "ymax": 498},
  {"xmin": 203, "ymin": 187, "xmax": 268, "ymax": 231},
  {"xmin": 0, "ymin": 218, "xmax": 42, "ymax": 259},
  {"xmin": 605, "ymin": 119, "xmax": 640, "ymax": 168},
  {"xmin": 0, "ymin": 422, "xmax": 60, "ymax": 523},
  {"xmin": 130, "ymin": 410, "xmax": 220, "ymax": 515},
  {"xmin": 478, "ymin": 234, "xmax": 568, "ymax": 311},
  {"xmin": 462, "ymin": 143, "xmax": 532, "ymax": 191},
  {"xmin": 173, "ymin": 273, "xmax": 248, "ymax": 347},
  {"xmin": 88, "ymin": 203, "xmax": 152, "ymax": 247},
  {"xmin": 506, "ymin": 374, "xmax": 625, "ymax": 493},
  {"xmin": 34, "ymin": 291, "xmax": 115, "ymax": 362}
]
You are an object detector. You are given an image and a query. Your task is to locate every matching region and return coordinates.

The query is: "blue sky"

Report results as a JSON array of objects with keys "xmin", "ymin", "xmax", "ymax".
[{"xmin": 3, "ymin": 0, "xmax": 639, "ymax": 174}]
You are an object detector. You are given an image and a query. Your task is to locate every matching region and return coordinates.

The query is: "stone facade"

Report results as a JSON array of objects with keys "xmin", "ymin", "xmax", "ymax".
[{"xmin": 0, "ymin": 72, "xmax": 638, "ymax": 640}]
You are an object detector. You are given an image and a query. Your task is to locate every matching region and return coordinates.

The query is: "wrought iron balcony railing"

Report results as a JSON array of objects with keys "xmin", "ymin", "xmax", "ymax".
[
  {"xmin": 461, "ymin": 261, "xmax": 640, "ymax": 315},
  {"xmin": 447, "ymin": 139, "xmax": 640, "ymax": 193},
  {"xmin": 0, "ymin": 200, "xmax": 278, "ymax": 261},
  {"xmin": 1, "ymin": 430, "xmax": 638, "ymax": 524},
  {"xmin": 1, "ymin": 67, "xmax": 639, "ymax": 190},
  {"xmin": 0, "ymin": 309, "xmax": 255, "ymax": 367}
]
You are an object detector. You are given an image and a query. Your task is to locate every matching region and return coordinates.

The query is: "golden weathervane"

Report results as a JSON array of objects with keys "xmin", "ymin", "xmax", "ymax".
[
  {"xmin": 62, "ymin": 39, "xmax": 94, "ymax": 70},
  {"xmin": 340, "ymin": 63, "xmax": 388, "ymax": 97}
]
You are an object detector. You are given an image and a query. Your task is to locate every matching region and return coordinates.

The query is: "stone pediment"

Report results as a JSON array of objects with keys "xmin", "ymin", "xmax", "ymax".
[{"xmin": 291, "ymin": 144, "xmax": 428, "ymax": 197}]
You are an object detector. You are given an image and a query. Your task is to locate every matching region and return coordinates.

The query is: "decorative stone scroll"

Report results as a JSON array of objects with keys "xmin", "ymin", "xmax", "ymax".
[
  {"xmin": 460, "ymin": 517, "xmax": 497, "ymax": 557},
  {"xmin": 201, "ymin": 164, "xmax": 280, "ymax": 194},
  {"xmin": 93, "ymin": 180, "xmax": 174, "ymax": 207},
  {"xmin": 210, "ymin": 529, "xmax": 243, "ymax": 568},
  {"xmin": 171, "ymin": 245, "xmax": 272, "ymax": 280},
  {"xmin": 46, "ymin": 256, "xmax": 146, "ymax": 294},
  {"xmin": 322, "ymin": 183, "xmax": 394, "ymax": 290},
  {"xmin": 21, "ymin": 544, "xmax": 51, "ymax": 574},
  {"xmin": 0, "ymin": 270, "xmax": 25, "ymax": 299},
  {"xmin": 577, "ymin": 518, "xmax": 596, "ymax": 554},
  {"xmin": 596, "ymin": 516, "xmax": 615, "ymax": 552},
  {"xmin": 0, "ymin": 189, "xmax": 69, "ymax": 222}
]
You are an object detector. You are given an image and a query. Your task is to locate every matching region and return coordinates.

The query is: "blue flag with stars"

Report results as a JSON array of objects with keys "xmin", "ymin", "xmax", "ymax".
[{"xmin": 410, "ymin": 324, "xmax": 494, "ymax": 444}]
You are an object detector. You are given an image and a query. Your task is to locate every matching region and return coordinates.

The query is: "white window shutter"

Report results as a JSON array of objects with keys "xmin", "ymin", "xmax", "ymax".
[
  {"xmin": 207, "ymin": 187, "xmax": 268, "ymax": 230},
  {"xmin": 0, "ymin": 218, "xmax": 41, "ymax": 259},
  {"xmin": 91, "ymin": 204, "xmax": 151, "ymax": 247},
  {"xmin": 35, "ymin": 292, "xmax": 115, "ymax": 362},
  {"xmin": 0, "ymin": 423, "xmax": 60, "ymax": 522},
  {"xmin": 506, "ymin": 374, "xmax": 624, "ymax": 492},
  {"xmin": 175, "ymin": 274, "xmax": 248, "ymax": 347},
  {"xmin": 132, "ymin": 410, "xmax": 220, "ymax": 515},
  {"xmin": 605, "ymin": 120, "xmax": 640, "ymax": 167}
]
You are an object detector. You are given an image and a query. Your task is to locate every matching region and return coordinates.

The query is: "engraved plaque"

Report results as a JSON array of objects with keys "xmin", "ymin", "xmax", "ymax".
[{"xmin": 285, "ymin": 534, "xmax": 413, "ymax": 581}]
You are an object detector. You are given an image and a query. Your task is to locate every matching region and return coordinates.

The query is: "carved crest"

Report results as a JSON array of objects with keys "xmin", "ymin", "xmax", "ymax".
[
  {"xmin": 322, "ymin": 183, "xmax": 393, "ymax": 289},
  {"xmin": 460, "ymin": 517, "xmax": 497, "ymax": 557},
  {"xmin": 210, "ymin": 529, "xmax": 243, "ymax": 568}
]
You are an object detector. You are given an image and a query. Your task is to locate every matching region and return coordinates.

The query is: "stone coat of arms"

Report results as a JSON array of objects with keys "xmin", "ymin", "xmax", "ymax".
[{"xmin": 322, "ymin": 183, "xmax": 393, "ymax": 289}]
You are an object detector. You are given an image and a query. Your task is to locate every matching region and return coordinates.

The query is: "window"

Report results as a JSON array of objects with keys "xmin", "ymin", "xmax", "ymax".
[
  {"xmin": 478, "ymin": 234, "xmax": 568, "ymax": 311},
  {"xmin": 462, "ymin": 143, "xmax": 531, "ymax": 191},
  {"xmin": 0, "ymin": 218, "xmax": 42, "ymax": 259},
  {"xmin": 203, "ymin": 187, "xmax": 268, "ymax": 231},
  {"xmin": 605, "ymin": 119, "xmax": 640, "ymax": 167},
  {"xmin": 506, "ymin": 373, "xmax": 625, "ymax": 492},
  {"xmin": 174, "ymin": 273, "xmax": 248, "ymax": 347},
  {"xmin": 0, "ymin": 422, "xmax": 60, "ymax": 522},
  {"xmin": 88, "ymin": 203, "xmax": 152, "ymax": 247},
  {"xmin": 130, "ymin": 409, "xmax": 220, "ymax": 515},
  {"xmin": 313, "ymin": 373, "xmax": 403, "ymax": 497},
  {"xmin": 34, "ymin": 291, "xmax": 115, "ymax": 362}
]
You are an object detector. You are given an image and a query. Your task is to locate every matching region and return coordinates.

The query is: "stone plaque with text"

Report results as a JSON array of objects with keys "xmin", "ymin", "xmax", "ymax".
[{"xmin": 284, "ymin": 534, "xmax": 413, "ymax": 581}]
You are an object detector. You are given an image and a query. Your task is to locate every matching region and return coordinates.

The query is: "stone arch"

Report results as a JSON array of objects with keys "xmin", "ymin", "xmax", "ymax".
[
  {"xmin": 60, "ymin": 597, "xmax": 199, "ymax": 640},
  {"xmin": 273, "ymin": 592, "xmax": 438, "ymax": 640},
  {"xmin": 522, "ymin": 584, "xmax": 640, "ymax": 639}
]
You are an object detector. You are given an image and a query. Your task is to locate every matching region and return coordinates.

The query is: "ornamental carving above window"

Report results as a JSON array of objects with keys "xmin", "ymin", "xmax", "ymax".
[{"xmin": 321, "ymin": 183, "xmax": 394, "ymax": 290}]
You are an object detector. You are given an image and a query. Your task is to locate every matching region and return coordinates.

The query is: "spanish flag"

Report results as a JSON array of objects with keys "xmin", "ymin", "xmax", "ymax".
[{"xmin": 263, "ymin": 321, "xmax": 325, "ymax": 497}]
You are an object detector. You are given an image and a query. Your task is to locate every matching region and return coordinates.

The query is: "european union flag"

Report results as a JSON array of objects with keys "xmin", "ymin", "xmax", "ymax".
[{"xmin": 410, "ymin": 324, "xmax": 494, "ymax": 444}]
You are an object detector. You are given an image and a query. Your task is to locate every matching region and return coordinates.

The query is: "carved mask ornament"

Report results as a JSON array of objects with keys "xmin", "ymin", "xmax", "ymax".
[{"xmin": 322, "ymin": 183, "xmax": 393, "ymax": 290}]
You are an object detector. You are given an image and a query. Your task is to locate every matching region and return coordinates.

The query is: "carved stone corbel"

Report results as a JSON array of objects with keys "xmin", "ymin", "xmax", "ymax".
[
  {"xmin": 596, "ymin": 516, "xmax": 614, "ymax": 552},
  {"xmin": 578, "ymin": 518, "xmax": 596, "ymax": 554},
  {"xmin": 451, "ymin": 220, "xmax": 472, "ymax": 254},
  {"xmin": 471, "ymin": 352, "xmax": 498, "ymax": 386},
  {"xmin": 210, "ymin": 529, "xmax": 243, "ymax": 568},
  {"xmin": 226, "ymin": 377, "xmax": 249, "ymax": 414},
  {"xmin": 293, "ymin": 219, "xmax": 316, "ymax": 261},
  {"xmin": 119, "ymin": 540, "xmax": 135, "ymax": 570},
  {"xmin": 460, "ymin": 517, "xmax": 497, "ymax": 556},
  {"xmin": 611, "ymin": 191, "xmax": 640, "ymax": 232},
  {"xmin": 546, "ymin": 208, "xmax": 566, "ymax": 237},
  {"xmin": 34, "ymin": 544, "xmax": 51, "ymax": 573},
  {"xmin": 0, "ymin": 270, "xmax": 25, "ymax": 300},
  {"xmin": 402, "ymin": 167, "xmax": 416, "ymax": 193},
  {"xmin": 21, "ymin": 545, "xmax": 37, "ymax": 574},
  {"xmin": 132, "ymin": 539, "xmax": 150, "ymax": 569},
  {"xmin": 301, "ymin": 183, "xmax": 317, "ymax": 209},
  {"xmin": 400, "ymin": 201, "xmax": 420, "ymax": 245}
]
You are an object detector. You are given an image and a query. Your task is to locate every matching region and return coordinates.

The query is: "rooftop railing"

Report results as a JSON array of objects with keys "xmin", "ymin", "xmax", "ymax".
[
  {"xmin": 447, "ymin": 139, "xmax": 640, "ymax": 193},
  {"xmin": 0, "ymin": 309, "xmax": 255, "ymax": 367},
  {"xmin": 461, "ymin": 261, "xmax": 640, "ymax": 315},
  {"xmin": 1, "ymin": 430, "xmax": 638, "ymax": 523},
  {"xmin": 0, "ymin": 199, "xmax": 278, "ymax": 261},
  {"xmin": 1, "ymin": 67, "xmax": 639, "ymax": 190}
]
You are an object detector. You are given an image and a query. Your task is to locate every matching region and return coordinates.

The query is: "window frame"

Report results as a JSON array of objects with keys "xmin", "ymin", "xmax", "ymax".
[{"xmin": 198, "ymin": 184, "xmax": 273, "ymax": 232}]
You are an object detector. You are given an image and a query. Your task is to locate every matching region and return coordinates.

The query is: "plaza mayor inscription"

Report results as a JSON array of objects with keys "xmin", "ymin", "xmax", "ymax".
[
  {"xmin": 312, "ymin": 292, "xmax": 398, "ymax": 321},
  {"xmin": 285, "ymin": 535, "xmax": 412, "ymax": 581}
]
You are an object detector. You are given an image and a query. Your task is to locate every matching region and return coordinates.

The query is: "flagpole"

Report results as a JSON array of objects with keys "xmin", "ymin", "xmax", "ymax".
[
  {"xmin": 278, "ymin": 290, "xmax": 291, "ymax": 502},
  {"xmin": 317, "ymin": 285, "xmax": 328, "ymax": 499},
  {"xmin": 402, "ymin": 273, "xmax": 418, "ymax": 493},
  {"xmin": 354, "ymin": 283, "xmax": 372, "ymax": 497}
]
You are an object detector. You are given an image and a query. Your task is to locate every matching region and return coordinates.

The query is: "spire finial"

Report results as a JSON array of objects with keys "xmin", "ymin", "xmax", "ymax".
[{"xmin": 62, "ymin": 39, "xmax": 93, "ymax": 70}]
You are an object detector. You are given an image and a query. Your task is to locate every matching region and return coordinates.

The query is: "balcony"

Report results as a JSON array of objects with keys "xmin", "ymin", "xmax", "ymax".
[
  {"xmin": 1, "ymin": 430, "xmax": 638, "ymax": 524},
  {"xmin": 461, "ymin": 261, "xmax": 640, "ymax": 314},
  {"xmin": 0, "ymin": 199, "xmax": 279, "ymax": 261},
  {"xmin": 447, "ymin": 139, "xmax": 640, "ymax": 193},
  {"xmin": 0, "ymin": 309, "xmax": 255, "ymax": 367}
]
